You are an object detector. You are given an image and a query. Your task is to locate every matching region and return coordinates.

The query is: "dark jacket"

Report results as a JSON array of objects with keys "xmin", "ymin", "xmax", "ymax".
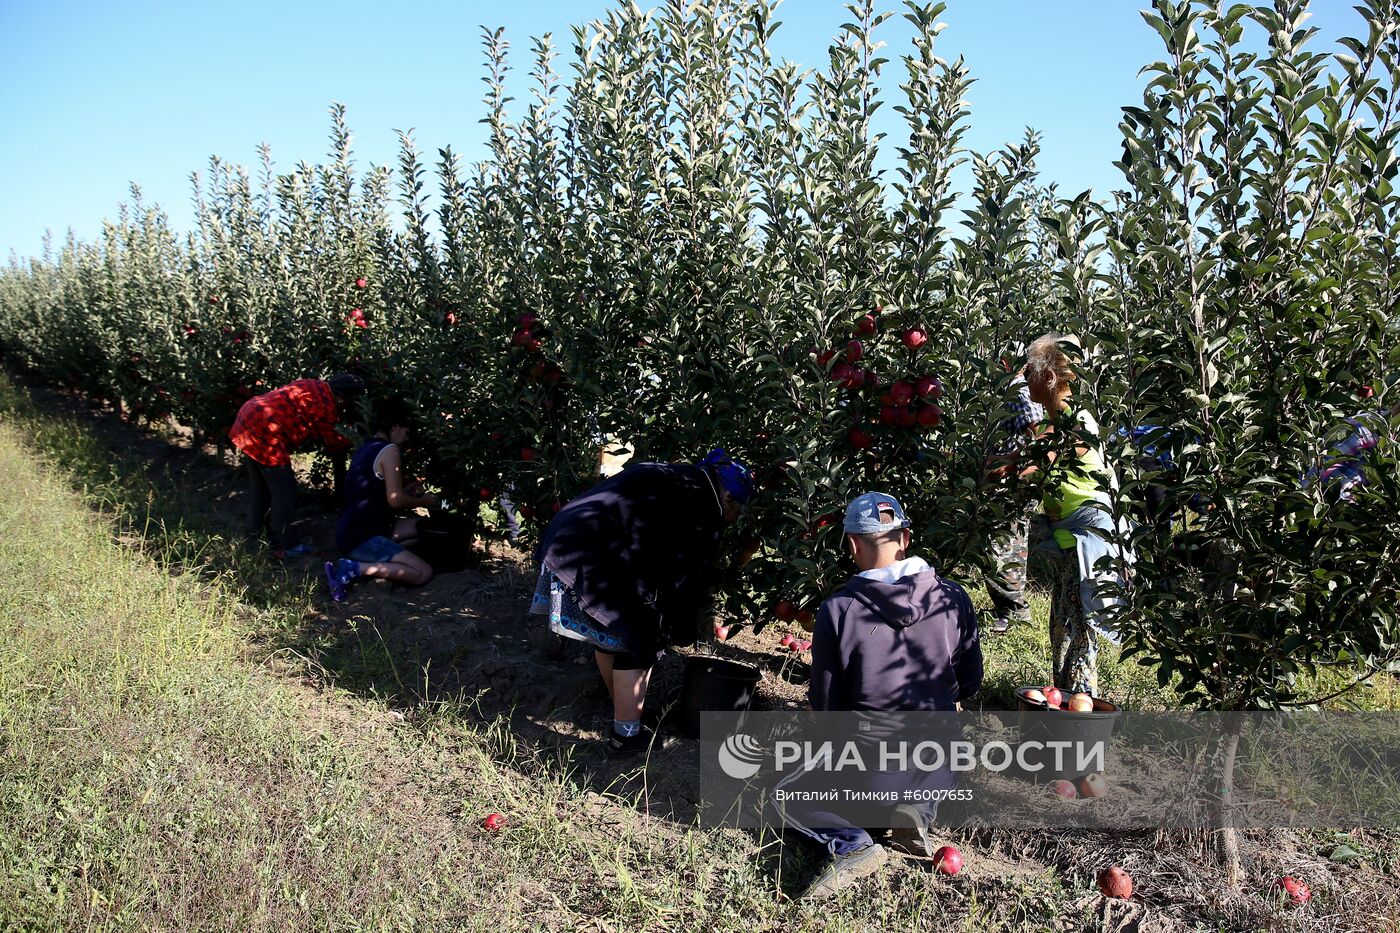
[
  {"xmin": 809, "ymin": 563, "xmax": 982, "ymax": 713},
  {"xmin": 534, "ymin": 462, "xmax": 725, "ymax": 649}
]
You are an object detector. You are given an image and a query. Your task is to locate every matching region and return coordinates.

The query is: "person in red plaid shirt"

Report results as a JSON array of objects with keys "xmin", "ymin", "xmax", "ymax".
[{"xmin": 229, "ymin": 373, "xmax": 364, "ymax": 556}]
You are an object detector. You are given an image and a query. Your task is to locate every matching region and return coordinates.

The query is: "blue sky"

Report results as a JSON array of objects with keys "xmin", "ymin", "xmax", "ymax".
[{"xmin": 0, "ymin": 1, "xmax": 1364, "ymax": 259}]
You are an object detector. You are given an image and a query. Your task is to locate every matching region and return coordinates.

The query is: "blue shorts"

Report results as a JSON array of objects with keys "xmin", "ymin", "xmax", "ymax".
[{"xmin": 346, "ymin": 535, "xmax": 404, "ymax": 564}]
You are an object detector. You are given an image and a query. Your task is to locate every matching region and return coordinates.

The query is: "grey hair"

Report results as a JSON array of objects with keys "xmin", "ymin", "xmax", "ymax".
[{"xmin": 1025, "ymin": 333, "xmax": 1079, "ymax": 385}]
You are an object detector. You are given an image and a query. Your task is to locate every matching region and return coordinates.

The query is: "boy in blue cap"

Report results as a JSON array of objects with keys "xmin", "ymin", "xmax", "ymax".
[{"xmin": 793, "ymin": 491, "xmax": 982, "ymax": 901}]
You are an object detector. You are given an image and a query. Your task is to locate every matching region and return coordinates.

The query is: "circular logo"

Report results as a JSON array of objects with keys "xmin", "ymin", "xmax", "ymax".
[{"xmin": 717, "ymin": 732, "xmax": 765, "ymax": 780}]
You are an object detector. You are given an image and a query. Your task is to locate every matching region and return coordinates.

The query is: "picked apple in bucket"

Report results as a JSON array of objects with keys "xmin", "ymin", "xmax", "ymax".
[{"xmin": 1023, "ymin": 686, "xmax": 1063, "ymax": 708}]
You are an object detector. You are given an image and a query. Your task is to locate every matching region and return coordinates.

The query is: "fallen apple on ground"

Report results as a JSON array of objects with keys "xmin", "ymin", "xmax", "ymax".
[
  {"xmin": 933, "ymin": 845, "xmax": 962, "ymax": 875},
  {"xmin": 1048, "ymin": 780, "xmax": 1078, "ymax": 799},
  {"xmin": 483, "ymin": 813, "xmax": 507, "ymax": 831},
  {"xmin": 713, "ymin": 625, "xmax": 731, "ymax": 641},
  {"xmin": 1273, "ymin": 876, "xmax": 1311, "ymax": 906},
  {"xmin": 1097, "ymin": 866, "xmax": 1132, "ymax": 899},
  {"xmin": 779, "ymin": 634, "xmax": 795, "ymax": 648},
  {"xmin": 1079, "ymin": 773, "xmax": 1109, "ymax": 798}
]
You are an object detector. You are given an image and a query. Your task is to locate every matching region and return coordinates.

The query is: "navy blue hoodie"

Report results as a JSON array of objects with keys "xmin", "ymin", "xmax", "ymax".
[{"xmin": 809, "ymin": 562, "xmax": 982, "ymax": 713}]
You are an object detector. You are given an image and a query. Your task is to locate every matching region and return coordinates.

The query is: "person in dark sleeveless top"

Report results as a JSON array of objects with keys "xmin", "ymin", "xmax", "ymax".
[{"xmin": 324, "ymin": 400, "xmax": 441, "ymax": 600}]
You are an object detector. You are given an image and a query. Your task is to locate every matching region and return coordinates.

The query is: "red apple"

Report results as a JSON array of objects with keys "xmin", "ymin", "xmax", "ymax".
[
  {"xmin": 1068, "ymin": 692, "xmax": 1095, "ymax": 713},
  {"xmin": 355, "ymin": 277, "xmax": 367, "ymax": 289},
  {"xmin": 796, "ymin": 640, "xmax": 812, "ymax": 652},
  {"xmin": 933, "ymin": 845, "xmax": 962, "ymax": 875},
  {"xmin": 914, "ymin": 375, "xmax": 942, "ymax": 399},
  {"xmin": 902, "ymin": 328, "xmax": 928, "ymax": 350},
  {"xmin": 890, "ymin": 381, "xmax": 914, "ymax": 405},
  {"xmin": 483, "ymin": 812, "xmax": 507, "ymax": 831},
  {"xmin": 1048, "ymin": 779, "xmax": 1078, "ymax": 799},
  {"xmin": 714, "ymin": 625, "xmax": 731, "ymax": 641},
  {"xmin": 848, "ymin": 427, "xmax": 874, "ymax": 449},
  {"xmin": 1079, "ymin": 773, "xmax": 1109, "ymax": 798},
  {"xmin": 815, "ymin": 349, "xmax": 836, "ymax": 368},
  {"xmin": 1359, "ymin": 384, "xmax": 1376, "ymax": 399},
  {"xmin": 854, "ymin": 314, "xmax": 877, "ymax": 336},
  {"xmin": 1023, "ymin": 688, "xmax": 1046, "ymax": 704},
  {"xmin": 444, "ymin": 311, "xmax": 458, "ymax": 326},
  {"xmin": 775, "ymin": 600, "xmax": 798, "ymax": 621},
  {"xmin": 520, "ymin": 446, "xmax": 538, "ymax": 462},
  {"xmin": 1273, "ymin": 876, "xmax": 1311, "ymax": 906},
  {"xmin": 478, "ymin": 487, "xmax": 493, "ymax": 501},
  {"xmin": 780, "ymin": 634, "xmax": 795, "ymax": 648},
  {"xmin": 879, "ymin": 406, "xmax": 897, "ymax": 425},
  {"xmin": 845, "ymin": 340, "xmax": 864, "ymax": 363},
  {"xmin": 517, "ymin": 312, "xmax": 538, "ymax": 329},
  {"xmin": 916, "ymin": 405, "xmax": 942, "ymax": 428},
  {"xmin": 895, "ymin": 406, "xmax": 916, "ymax": 428},
  {"xmin": 839, "ymin": 367, "xmax": 865, "ymax": 390},
  {"xmin": 511, "ymin": 329, "xmax": 532, "ymax": 347},
  {"xmin": 830, "ymin": 362, "xmax": 854, "ymax": 384},
  {"xmin": 1098, "ymin": 866, "xmax": 1133, "ymax": 899},
  {"xmin": 1042, "ymin": 687, "xmax": 1063, "ymax": 708}
]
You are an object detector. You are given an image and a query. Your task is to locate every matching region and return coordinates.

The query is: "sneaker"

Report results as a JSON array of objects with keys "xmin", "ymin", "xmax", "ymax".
[
  {"xmin": 799, "ymin": 844, "xmax": 889, "ymax": 902},
  {"xmin": 324, "ymin": 559, "xmax": 359, "ymax": 601},
  {"xmin": 603, "ymin": 727, "xmax": 654, "ymax": 759},
  {"xmin": 989, "ymin": 615, "xmax": 1013, "ymax": 635},
  {"xmin": 888, "ymin": 804, "xmax": 933, "ymax": 858}
]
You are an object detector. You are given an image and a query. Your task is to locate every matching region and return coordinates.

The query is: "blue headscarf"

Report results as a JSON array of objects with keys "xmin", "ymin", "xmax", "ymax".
[{"xmin": 699, "ymin": 448, "xmax": 755, "ymax": 504}]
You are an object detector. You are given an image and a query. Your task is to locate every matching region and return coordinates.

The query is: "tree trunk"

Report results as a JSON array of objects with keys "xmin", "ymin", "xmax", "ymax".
[{"xmin": 1217, "ymin": 717, "xmax": 1245, "ymax": 888}]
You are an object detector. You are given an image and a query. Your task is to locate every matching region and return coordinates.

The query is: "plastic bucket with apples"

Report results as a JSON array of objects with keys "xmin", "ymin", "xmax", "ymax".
[
  {"xmin": 1011, "ymin": 686, "xmax": 1121, "ymax": 783},
  {"xmin": 409, "ymin": 513, "xmax": 476, "ymax": 574},
  {"xmin": 676, "ymin": 656, "xmax": 761, "ymax": 739}
]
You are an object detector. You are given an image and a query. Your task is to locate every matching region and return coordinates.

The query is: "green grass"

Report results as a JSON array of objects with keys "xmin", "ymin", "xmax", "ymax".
[
  {"xmin": 0, "ymin": 381, "xmax": 1093, "ymax": 930},
  {"xmin": 5, "ymin": 372, "xmax": 1399, "ymax": 932}
]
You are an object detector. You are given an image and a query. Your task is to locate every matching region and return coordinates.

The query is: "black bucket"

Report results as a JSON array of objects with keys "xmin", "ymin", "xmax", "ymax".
[
  {"xmin": 1011, "ymin": 686, "xmax": 1122, "ymax": 783},
  {"xmin": 409, "ymin": 513, "xmax": 476, "ymax": 574},
  {"xmin": 675, "ymin": 656, "xmax": 761, "ymax": 739}
]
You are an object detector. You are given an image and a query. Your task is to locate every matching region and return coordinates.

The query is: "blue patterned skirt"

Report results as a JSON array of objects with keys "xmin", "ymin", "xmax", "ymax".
[{"xmin": 530, "ymin": 567, "xmax": 630, "ymax": 653}]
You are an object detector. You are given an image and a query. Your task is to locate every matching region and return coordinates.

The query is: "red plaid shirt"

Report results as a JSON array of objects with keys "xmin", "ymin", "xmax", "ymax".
[{"xmin": 228, "ymin": 379, "xmax": 352, "ymax": 467}]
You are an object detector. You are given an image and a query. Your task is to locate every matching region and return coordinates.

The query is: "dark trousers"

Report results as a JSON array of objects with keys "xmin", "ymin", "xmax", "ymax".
[{"xmin": 245, "ymin": 460, "xmax": 299, "ymax": 549}]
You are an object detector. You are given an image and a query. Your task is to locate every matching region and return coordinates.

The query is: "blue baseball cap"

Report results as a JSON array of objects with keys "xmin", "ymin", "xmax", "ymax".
[
  {"xmin": 699, "ymin": 448, "xmax": 756, "ymax": 504},
  {"xmin": 843, "ymin": 491, "xmax": 911, "ymax": 534}
]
